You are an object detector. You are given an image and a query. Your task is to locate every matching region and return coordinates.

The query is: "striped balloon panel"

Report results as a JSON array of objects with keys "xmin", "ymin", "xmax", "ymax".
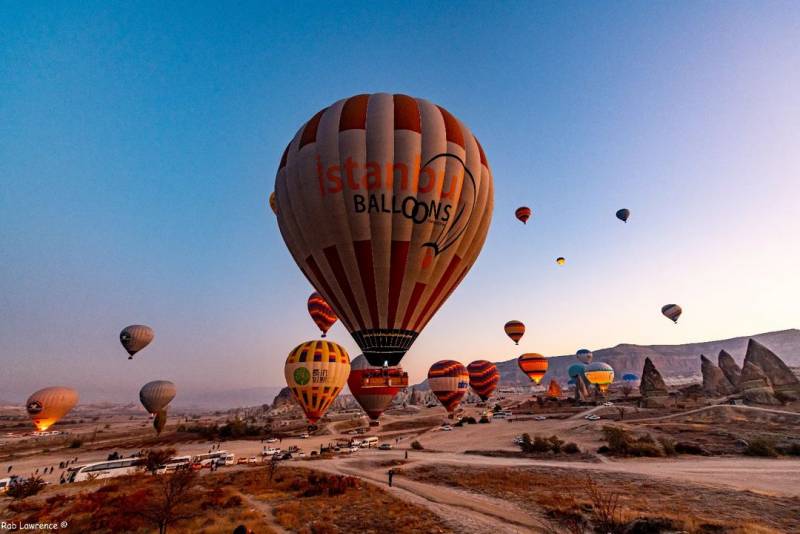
[
  {"xmin": 139, "ymin": 380, "xmax": 177, "ymax": 414},
  {"xmin": 466, "ymin": 360, "xmax": 499, "ymax": 401},
  {"xmin": 307, "ymin": 291, "xmax": 338, "ymax": 336},
  {"xmin": 120, "ymin": 325, "xmax": 154, "ymax": 356},
  {"xmin": 285, "ymin": 340, "xmax": 350, "ymax": 424},
  {"xmin": 275, "ymin": 94, "xmax": 494, "ymax": 367},
  {"xmin": 504, "ymin": 320, "xmax": 525, "ymax": 343},
  {"xmin": 515, "ymin": 207, "xmax": 531, "ymax": 223},
  {"xmin": 428, "ymin": 360, "xmax": 469, "ymax": 413},
  {"xmin": 347, "ymin": 355, "xmax": 400, "ymax": 420},
  {"xmin": 26, "ymin": 387, "xmax": 79, "ymax": 431},
  {"xmin": 518, "ymin": 353, "xmax": 548, "ymax": 385}
]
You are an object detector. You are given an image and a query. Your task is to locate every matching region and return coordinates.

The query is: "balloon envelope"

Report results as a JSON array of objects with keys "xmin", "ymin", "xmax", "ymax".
[
  {"xmin": 139, "ymin": 381, "xmax": 176, "ymax": 414},
  {"xmin": 661, "ymin": 304, "xmax": 682, "ymax": 323},
  {"xmin": 26, "ymin": 387, "xmax": 79, "ymax": 431},
  {"xmin": 120, "ymin": 325, "xmax": 154, "ymax": 359},
  {"xmin": 585, "ymin": 362, "xmax": 615, "ymax": 392},
  {"xmin": 307, "ymin": 291, "xmax": 338, "ymax": 337},
  {"xmin": 466, "ymin": 360, "xmax": 499, "ymax": 401},
  {"xmin": 556, "ymin": 257, "xmax": 565, "ymax": 265},
  {"xmin": 622, "ymin": 373, "xmax": 639, "ymax": 382},
  {"xmin": 616, "ymin": 208, "xmax": 630, "ymax": 222},
  {"xmin": 568, "ymin": 363, "xmax": 586, "ymax": 379},
  {"xmin": 427, "ymin": 360, "xmax": 469, "ymax": 413},
  {"xmin": 518, "ymin": 353, "xmax": 548, "ymax": 385},
  {"xmin": 576, "ymin": 349, "xmax": 593, "ymax": 364},
  {"xmin": 284, "ymin": 340, "xmax": 350, "ymax": 425},
  {"xmin": 347, "ymin": 354, "xmax": 400, "ymax": 421},
  {"xmin": 504, "ymin": 320, "xmax": 525, "ymax": 345},
  {"xmin": 275, "ymin": 94, "xmax": 494, "ymax": 367},
  {"xmin": 515, "ymin": 206, "xmax": 531, "ymax": 224}
]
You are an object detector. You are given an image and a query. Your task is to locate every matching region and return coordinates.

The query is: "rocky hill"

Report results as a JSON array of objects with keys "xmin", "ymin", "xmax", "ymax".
[{"xmin": 415, "ymin": 329, "xmax": 800, "ymax": 389}]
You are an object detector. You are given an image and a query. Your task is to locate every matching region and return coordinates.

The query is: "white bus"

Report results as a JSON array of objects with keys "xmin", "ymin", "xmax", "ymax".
[
  {"xmin": 359, "ymin": 436, "xmax": 379, "ymax": 448},
  {"xmin": 193, "ymin": 450, "xmax": 234, "ymax": 467},
  {"xmin": 66, "ymin": 458, "xmax": 145, "ymax": 483},
  {"xmin": 155, "ymin": 455, "xmax": 192, "ymax": 475}
]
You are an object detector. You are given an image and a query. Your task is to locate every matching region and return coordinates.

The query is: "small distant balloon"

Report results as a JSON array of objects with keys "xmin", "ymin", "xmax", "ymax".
[
  {"xmin": 616, "ymin": 208, "xmax": 630, "ymax": 223},
  {"xmin": 269, "ymin": 191, "xmax": 278, "ymax": 215},
  {"xmin": 622, "ymin": 373, "xmax": 639, "ymax": 382},
  {"xmin": 428, "ymin": 360, "xmax": 470, "ymax": 415},
  {"xmin": 515, "ymin": 207, "xmax": 532, "ymax": 224},
  {"xmin": 661, "ymin": 304, "xmax": 682, "ymax": 323},
  {"xmin": 504, "ymin": 320, "xmax": 525, "ymax": 345},
  {"xmin": 139, "ymin": 381, "xmax": 176, "ymax": 414},
  {"xmin": 307, "ymin": 292, "xmax": 338, "ymax": 337},
  {"xmin": 120, "ymin": 325, "xmax": 154, "ymax": 360},
  {"xmin": 556, "ymin": 257, "xmax": 565, "ymax": 265},
  {"xmin": 576, "ymin": 349, "xmax": 593, "ymax": 364},
  {"xmin": 467, "ymin": 360, "xmax": 500, "ymax": 401},
  {"xmin": 568, "ymin": 363, "xmax": 586, "ymax": 379}
]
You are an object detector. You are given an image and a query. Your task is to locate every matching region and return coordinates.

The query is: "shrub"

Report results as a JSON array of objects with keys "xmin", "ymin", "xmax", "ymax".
[
  {"xmin": 411, "ymin": 441, "xmax": 424, "ymax": 450},
  {"xmin": 462, "ymin": 416, "xmax": 477, "ymax": 425},
  {"xmin": 743, "ymin": 438, "xmax": 778, "ymax": 458},
  {"xmin": 69, "ymin": 439, "xmax": 82, "ymax": 449},
  {"xmin": 781, "ymin": 443, "xmax": 800, "ymax": 456},
  {"xmin": 600, "ymin": 426, "xmax": 663, "ymax": 457},
  {"xmin": 547, "ymin": 435, "xmax": 565, "ymax": 453},
  {"xmin": 562, "ymin": 442, "xmax": 580, "ymax": 454},
  {"xmin": 7, "ymin": 477, "xmax": 46, "ymax": 499},
  {"xmin": 674, "ymin": 442, "xmax": 710, "ymax": 455},
  {"xmin": 658, "ymin": 437, "xmax": 677, "ymax": 456},
  {"xmin": 479, "ymin": 416, "xmax": 490, "ymax": 424}
]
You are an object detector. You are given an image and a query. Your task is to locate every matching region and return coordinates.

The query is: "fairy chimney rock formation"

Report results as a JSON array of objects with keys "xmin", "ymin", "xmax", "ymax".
[
  {"xmin": 640, "ymin": 357, "xmax": 669, "ymax": 407},
  {"xmin": 701, "ymin": 354, "xmax": 735, "ymax": 396},
  {"xmin": 742, "ymin": 339, "xmax": 800, "ymax": 401},
  {"xmin": 718, "ymin": 350, "xmax": 742, "ymax": 388},
  {"xmin": 738, "ymin": 361, "xmax": 780, "ymax": 405}
]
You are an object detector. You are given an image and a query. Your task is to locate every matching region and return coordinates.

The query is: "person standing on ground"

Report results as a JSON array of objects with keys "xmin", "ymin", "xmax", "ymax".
[{"xmin": 387, "ymin": 468, "xmax": 395, "ymax": 487}]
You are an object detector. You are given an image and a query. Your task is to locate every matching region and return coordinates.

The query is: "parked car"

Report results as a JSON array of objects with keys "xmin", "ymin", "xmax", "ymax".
[
  {"xmin": 585, "ymin": 414, "xmax": 601, "ymax": 421},
  {"xmin": 348, "ymin": 446, "xmax": 360, "ymax": 453},
  {"xmin": 378, "ymin": 443, "xmax": 392, "ymax": 450},
  {"xmin": 441, "ymin": 425, "xmax": 453, "ymax": 431},
  {"xmin": 533, "ymin": 415, "xmax": 547, "ymax": 421},
  {"xmin": 262, "ymin": 447, "xmax": 280, "ymax": 456},
  {"xmin": 266, "ymin": 437, "xmax": 278, "ymax": 443},
  {"xmin": 602, "ymin": 402, "xmax": 614, "ymax": 407},
  {"xmin": 299, "ymin": 433, "xmax": 310, "ymax": 439}
]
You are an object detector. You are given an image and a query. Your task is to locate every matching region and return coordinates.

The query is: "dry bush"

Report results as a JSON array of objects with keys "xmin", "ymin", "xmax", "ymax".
[
  {"xmin": 6, "ymin": 476, "xmax": 46, "ymax": 500},
  {"xmin": 584, "ymin": 474, "xmax": 623, "ymax": 532}
]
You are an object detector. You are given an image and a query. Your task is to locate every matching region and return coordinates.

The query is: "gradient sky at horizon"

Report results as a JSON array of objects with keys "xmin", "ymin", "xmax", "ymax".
[{"xmin": 2, "ymin": 2, "xmax": 799, "ymax": 402}]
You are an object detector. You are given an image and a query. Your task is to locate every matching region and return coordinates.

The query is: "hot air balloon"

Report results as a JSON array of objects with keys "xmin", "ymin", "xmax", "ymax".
[
  {"xmin": 269, "ymin": 191, "xmax": 278, "ymax": 215},
  {"xmin": 585, "ymin": 362, "xmax": 615, "ymax": 393},
  {"xmin": 26, "ymin": 387, "xmax": 78, "ymax": 431},
  {"xmin": 284, "ymin": 340, "xmax": 350, "ymax": 427},
  {"xmin": 556, "ymin": 257, "xmax": 565, "ymax": 265},
  {"xmin": 466, "ymin": 360, "xmax": 499, "ymax": 401},
  {"xmin": 347, "ymin": 355, "xmax": 401, "ymax": 425},
  {"xmin": 504, "ymin": 320, "xmax": 525, "ymax": 345},
  {"xmin": 275, "ymin": 94, "xmax": 494, "ymax": 369},
  {"xmin": 547, "ymin": 379, "xmax": 562, "ymax": 399},
  {"xmin": 120, "ymin": 325, "xmax": 154, "ymax": 360},
  {"xmin": 153, "ymin": 409, "xmax": 167, "ymax": 435},
  {"xmin": 139, "ymin": 381, "xmax": 176, "ymax": 414},
  {"xmin": 616, "ymin": 208, "xmax": 630, "ymax": 223},
  {"xmin": 661, "ymin": 304, "xmax": 682, "ymax": 323},
  {"xmin": 622, "ymin": 373, "xmax": 639, "ymax": 382},
  {"xmin": 576, "ymin": 349, "xmax": 593, "ymax": 364},
  {"xmin": 428, "ymin": 360, "xmax": 470, "ymax": 416},
  {"xmin": 515, "ymin": 206, "xmax": 531, "ymax": 224},
  {"xmin": 307, "ymin": 291, "xmax": 338, "ymax": 337},
  {"xmin": 518, "ymin": 353, "xmax": 548, "ymax": 385},
  {"xmin": 568, "ymin": 363, "xmax": 586, "ymax": 379},
  {"xmin": 567, "ymin": 378, "xmax": 576, "ymax": 385}
]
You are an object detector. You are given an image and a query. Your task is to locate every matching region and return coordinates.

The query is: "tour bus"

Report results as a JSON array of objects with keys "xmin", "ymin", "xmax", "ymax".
[
  {"xmin": 155, "ymin": 455, "xmax": 192, "ymax": 475},
  {"xmin": 359, "ymin": 436, "xmax": 379, "ymax": 448},
  {"xmin": 0, "ymin": 476, "xmax": 20, "ymax": 493},
  {"xmin": 192, "ymin": 450, "xmax": 235, "ymax": 467},
  {"xmin": 66, "ymin": 458, "xmax": 145, "ymax": 483}
]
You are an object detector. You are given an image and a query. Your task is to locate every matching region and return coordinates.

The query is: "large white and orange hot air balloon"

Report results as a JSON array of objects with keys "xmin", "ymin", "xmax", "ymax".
[
  {"xmin": 26, "ymin": 387, "xmax": 79, "ymax": 431},
  {"xmin": 284, "ymin": 340, "xmax": 350, "ymax": 427},
  {"xmin": 275, "ymin": 94, "xmax": 494, "ymax": 368},
  {"xmin": 347, "ymin": 354, "xmax": 401, "ymax": 425}
]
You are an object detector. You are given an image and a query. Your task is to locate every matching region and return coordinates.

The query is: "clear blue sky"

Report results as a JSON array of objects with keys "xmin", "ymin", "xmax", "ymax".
[{"xmin": 2, "ymin": 2, "xmax": 799, "ymax": 402}]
